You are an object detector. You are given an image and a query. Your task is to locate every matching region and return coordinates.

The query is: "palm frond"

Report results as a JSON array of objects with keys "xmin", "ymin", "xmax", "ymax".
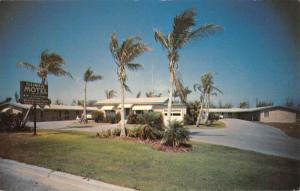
[
  {"xmin": 17, "ymin": 61, "xmax": 37, "ymax": 71},
  {"xmin": 212, "ymin": 86, "xmax": 223, "ymax": 94},
  {"xmin": 125, "ymin": 43, "xmax": 150, "ymax": 63},
  {"xmin": 172, "ymin": 9, "xmax": 196, "ymax": 49},
  {"xmin": 126, "ymin": 63, "xmax": 143, "ymax": 71},
  {"xmin": 136, "ymin": 91, "xmax": 141, "ymax": 98},
  {"xmin": 89, "ymin": 75, "xmax": 103, "ymax": 82},
  {"xmin": 188, "ymin": 24, "xmax": 223, "ymax": 40},
  {"xmin": 109, "ymin": 33, "xmax": 119, "ymax": 57},
  {"xmin": 123, "ymin": 83, "xmax": 132, "ymax": 93},
  {"xmin": 154, "ymin": 30, "xmax": 169, "ymax": 49}
]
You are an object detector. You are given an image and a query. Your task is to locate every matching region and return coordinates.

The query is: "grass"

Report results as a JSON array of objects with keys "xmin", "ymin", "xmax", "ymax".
[
  {"xmin": 0, "ymin": 130, "xmax": 299, "ymax": 190},
  {"xmin": 264, "ymin": 122, "xmax": 300, "ymax": 139},
  {"xmin": 184, "ymin": 120, "xmax": 227, "ymax": 128}
]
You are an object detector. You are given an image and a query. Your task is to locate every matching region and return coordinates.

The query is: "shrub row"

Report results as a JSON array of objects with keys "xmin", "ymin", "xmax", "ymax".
[
  {"xmin": 127, "ymin": 112, "xmax": 164, "ymax": 130},
  {"xmin": 0, "ymin": 112, "xmax": 30, "ymax": 132},
  {"xmin": 92, "ymin": 111, "xmax": 121, "ymax": 123},
  {"xmin": 97, "ymin": 120, "xmax": 190, "ymax": 147}
]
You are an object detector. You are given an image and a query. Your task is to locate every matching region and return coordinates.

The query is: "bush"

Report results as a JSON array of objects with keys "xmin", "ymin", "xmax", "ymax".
[
  {"xmin": 112, "ymin": 128, "xmax": 121, "ymax": 136},
  {"xmin": 96, "ymin": 129, "xmax": 111, "ymax": 138},
  {"xmin": 142, "ymin": 112, "xmax": 164, "ymax": 130},
  {"xmin": 163, "ymin": 121, "xmax": 190, "ymax": 147},
  {"xmin": 115, "ymin": 112, "xmax": 121, "ymax": 123},
  {"xmin": 140, "ymin": 124, "xmax": 162, "ymax": 140},
  {"xmin": 105, "ymin": 115, "xmax": 115, "ymax": 123},
  {"xmin": 92, "ymin": 110, "xmax": 104, "ymax": 123},
  {"xmin": 208, "ymin": 113, "xmax": 219, "ymax": 124},
  {"xmin": 127, "ymin": 112, "xmax": 137, "ymax": 124},
  {"xmin": 127, "ymin": 125, "xmax": 142, "ymax": 138},
  {"xmin": 0, "ymin": 112, "xmax": 27, "ymax": 132}
]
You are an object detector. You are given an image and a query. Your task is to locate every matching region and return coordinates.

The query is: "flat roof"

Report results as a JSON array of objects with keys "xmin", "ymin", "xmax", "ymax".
[
  {"xmin": 209, "ymin": 106, "xmax": 299, "ymax": 113},
  {"xmin": 96, "ymin": 97, "xmax": 169, "ymax": 105},
  {"xmin": 0, "ymin": 102, "xmax": 98, "ymax": 111}
]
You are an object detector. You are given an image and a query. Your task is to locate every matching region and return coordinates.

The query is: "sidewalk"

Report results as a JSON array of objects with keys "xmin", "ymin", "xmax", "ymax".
[{"xmin": 0, "ymin": 158, "xmax": 136, "ymax": 191}]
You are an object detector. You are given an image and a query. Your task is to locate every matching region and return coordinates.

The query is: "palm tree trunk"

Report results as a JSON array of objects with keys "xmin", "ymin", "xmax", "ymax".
[
  {"xmin": 166, "ymin": 71, "xmax": 174, "ymax": 126},
  {"xmin": 204, "ymin": 94, "xmax": 210, "ymax": 125},
  {"xmin": 83, "ymin": 82, "xmax": 87, "ymax": 123},
  {"xmin": 120, "ymin": 82, "xmax": 126, "ymax": 136},
  {"xmin": 196, "ymin": 95, "xmax": 204, "ymax": 127}
]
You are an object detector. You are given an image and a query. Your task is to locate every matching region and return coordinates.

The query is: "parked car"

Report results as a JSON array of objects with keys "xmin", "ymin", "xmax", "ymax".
[{"xmin": 86, "ymin": 113, "xmax": 92, "ymax": 120}]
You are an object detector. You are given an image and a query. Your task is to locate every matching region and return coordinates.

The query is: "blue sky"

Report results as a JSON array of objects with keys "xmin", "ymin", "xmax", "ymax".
[{"xmin": 0, "ymin": 0, "xmax": 299, "ymax": 107}]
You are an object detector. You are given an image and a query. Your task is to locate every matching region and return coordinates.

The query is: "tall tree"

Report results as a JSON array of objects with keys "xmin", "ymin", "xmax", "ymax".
[
  {"xmin": 109, "ymin": 33, "xmax": 150, "ymax": 136},
  {"xmin": 105, "ymin": 89, "xmax": 117, "ymax": 99},
  {"xmin": 194, "ymin": 72, "xmax": 222, "ymax": 126},
  {"xmin": 239, "ymin": 101, "xmax": 250, "ymax": 108},
  {"xmin": 154, "ymin": 9, "xmax": 222, "ymax": 125},
  {"xmin": 83, "ymin": 68, "xmax": 102, "ymax": 122},
  {"xmin": 18, "ymin": 50, "xmax": 73, "ymax": 84},
  {"xmin": 174, "ymin": 86, "xmax": 192, "ymax": 102}
]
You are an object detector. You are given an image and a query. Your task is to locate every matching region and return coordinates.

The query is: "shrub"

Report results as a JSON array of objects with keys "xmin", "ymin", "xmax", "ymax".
[
  {"xmin": 105, "ymin": 115, "xmax": 115, "ymax": 123},
  {"xmin": 115, "ymin": 112, "xmax": 121, "ymax": 123},
  {"xmin": 163, "ymin": 121, "xmax": 190, "ymax": 147},
  {"xmin": 127, "ymin": 125, "xmax": 142, "ymax": 138},
  {"xmin": 142, "ymin": 112, "xmax": 164, "ymax": 130},
  {"xmin": 127, "ymin": 112, "xmax": 137, "ymax": 124},
  {"xmin": 136, "ymin": 114, "xmax": 145, "ymax": 124},
  {"xmin": 112, "ymin": 128, "xmax": 121, "ymax": 136},
  {"xmin": 140, "ymin": 124, "xmax": 162, "ymax": 140},
  {"xmin": 208, "ymin": 113, "xmax": 219, "ymax": 123},
  {"xmin": 96, "ymin": 129, "xmax": 111, "ymax": 138},
  {"xmin": 0, "ymin": 112, "xmax": 27, "ymax": 132},
  {"xmin": 92, "ymin": 110, "xmax": 104, "ymax": 123}
]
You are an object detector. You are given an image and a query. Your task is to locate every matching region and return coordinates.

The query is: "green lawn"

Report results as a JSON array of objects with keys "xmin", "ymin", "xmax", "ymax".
[
  {"xmin": 0, "ymin": 130, "xmax": 298, "ymax": 190},
  {"xmin": 184, "ymin": 120, "xmax": 227, "ymax": 128}
]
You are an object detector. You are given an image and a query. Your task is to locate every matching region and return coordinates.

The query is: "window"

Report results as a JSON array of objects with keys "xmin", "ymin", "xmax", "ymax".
[
  {"xmin": 164, "ymin": 113, "xmax": 181, "ymax": 116},
  {"xmin": 264, "ymin": 111, "xmax": 269, "ymax": 117}
]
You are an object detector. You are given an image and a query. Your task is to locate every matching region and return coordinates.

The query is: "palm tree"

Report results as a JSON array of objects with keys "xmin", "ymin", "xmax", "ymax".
[
  {"xmin": 145, "ymin": 90, "xmax": 162, "ymax": 97},
  {"xmin": 18, "ymin": 50, "xmax": 73, "ymax": 84},
  {"xmin": 174, "ymin": 86, "xmax": 192, "ymax": 102},
  {"xmin": 194, "ymin": 72, "xmax": 222, "ymax": 126},
  {"xmin": 154, "ymin": 9, "xmax": 222, "ymax": 125},
  {"xmin": 136, "ymin": 91, "xmax": 142, "ymax": 98},
  {"xmin": 109, "ymin": 33, "xmax": 150, "ymax": 136},
  {"xmin": 0, "ymin": 97, "xmax": 12, "ymax": 105},
  {"xmin": 105, "ymin": 89, "xmax": 117, "ymax": 99},
  {"xmin": 193, "ymin": 82, "xmax": 205, "ymax": 126},
  {"xmin": 83, "ymin": 68, "xmax": 103, "ymax": 122}
]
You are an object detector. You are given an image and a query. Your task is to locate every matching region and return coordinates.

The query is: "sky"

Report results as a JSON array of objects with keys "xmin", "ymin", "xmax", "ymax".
[{"xmin": 0, "ymin": 0, "xmax": 299, "ymax": 107}]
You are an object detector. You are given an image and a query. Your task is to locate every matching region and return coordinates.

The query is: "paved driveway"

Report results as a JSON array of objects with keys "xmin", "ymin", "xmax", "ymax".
[{"xmin": 190, "ymin": 119, "xmax": 300, "ymax": 160}]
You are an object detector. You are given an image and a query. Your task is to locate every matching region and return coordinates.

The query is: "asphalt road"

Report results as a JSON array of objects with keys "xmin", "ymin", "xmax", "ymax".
[{"xmin": 190, "ymin": 119, "xmax": 300, "ymax": 160}]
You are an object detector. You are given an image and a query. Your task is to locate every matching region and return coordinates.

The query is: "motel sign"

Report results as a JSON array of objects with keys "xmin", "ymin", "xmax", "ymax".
[{"xmin": 20, "ymin": 81, "xmax": 50, "ymax": 107}]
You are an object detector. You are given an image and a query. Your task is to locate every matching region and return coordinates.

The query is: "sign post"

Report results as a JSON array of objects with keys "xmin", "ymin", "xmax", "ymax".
[
  {"xmin": 33, "ymin": 102, "xmax": 37, "ymax": 135},
  {"xmin": 20, "ymin": 81, "xmax": 49, "ymax": 135}
]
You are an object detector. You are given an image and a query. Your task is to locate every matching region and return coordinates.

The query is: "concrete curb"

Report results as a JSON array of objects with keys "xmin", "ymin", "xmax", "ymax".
[{"xmin": 0, "ymin": 158, "xmax": 136, "ymax": 191}]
